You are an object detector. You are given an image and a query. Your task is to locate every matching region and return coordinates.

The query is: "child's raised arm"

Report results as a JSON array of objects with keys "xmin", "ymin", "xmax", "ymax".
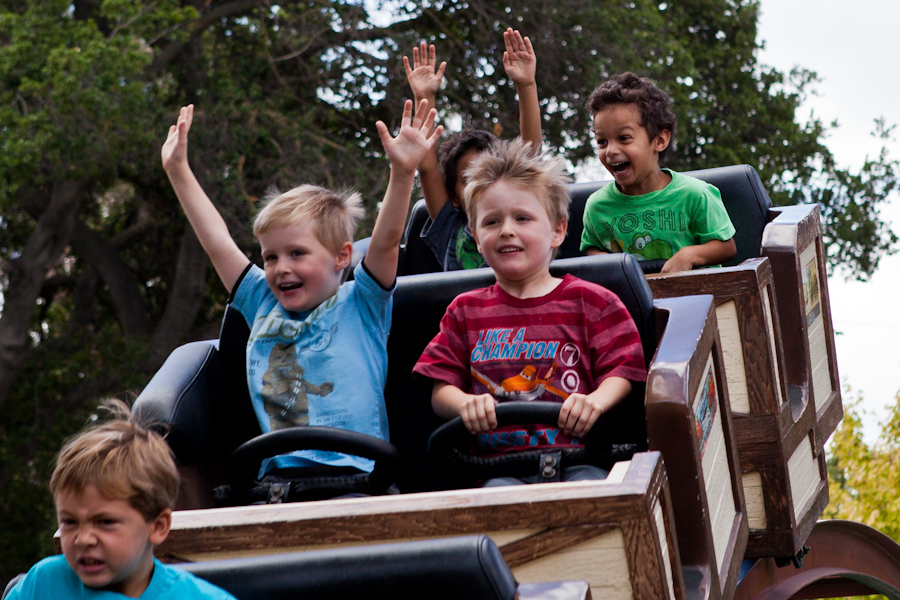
[
  {"xmin": 161, "ymin": 105, "xmax": 249, "ymax": 292},
  {"xmin": 366, "ymin": 99, "xmax": 443, "ymax": 288},
  {"xmin": 502, "ymin": 28, "xmax": 542, "ymax": 149},
  {"xmin": 404, "ymin": 42, "xmax": 448, "ymax": 220}
]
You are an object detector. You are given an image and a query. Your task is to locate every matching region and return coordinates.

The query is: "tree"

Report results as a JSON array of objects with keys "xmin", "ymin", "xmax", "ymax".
[
  {"xmin": 819, "ymin": 393, "xmax": 900, "ymax": 600},
  {"xmin": 825, "ymin": 392, "xmax": 900, "ymax": 540},
  {"xmin": 0, "ymin": 0, "xmax": 896, "ymax": 580}
]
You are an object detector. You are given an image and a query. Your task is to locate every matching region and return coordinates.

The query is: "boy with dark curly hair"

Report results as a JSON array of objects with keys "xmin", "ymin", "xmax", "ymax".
[{"xmin": 581, "ymin": 72, "xmax": 736, "ymax": 273}]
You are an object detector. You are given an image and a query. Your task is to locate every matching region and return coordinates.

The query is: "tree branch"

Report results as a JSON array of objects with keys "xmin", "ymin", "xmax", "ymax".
[
  {"xmin": 147, "ymin": 223, "xmax": 214, "ymax": 370},
  {"xmin": 0, "ymin": 180, "xmax": 88, "ymax": 409},
  {"xmin": 147, "ymin": 0, "xmax": 269, "ymax": 75},
  {"xmin": 70, "ymin": 220, "xmax": 153, "ymax": 338}
]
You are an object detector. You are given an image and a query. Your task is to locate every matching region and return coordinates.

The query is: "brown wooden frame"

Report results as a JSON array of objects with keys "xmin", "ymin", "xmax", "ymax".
[
  {"xmin": 761, "ymin": 205, "xmax": 842, "ymax": 445},
  {"xmin": 642, "ymin": 202, "xmax": 839, "ymax": 561},
  {"xmin": 648, "ymin": 259, "xmax": 827, "ymax": 559},
  {"xmin": 154, "ymin": 452, "xmax": 681, "ymax": 600},
  {"xmin": 647, "ymin": 296, "xmax": 748, "ymax": 599}
]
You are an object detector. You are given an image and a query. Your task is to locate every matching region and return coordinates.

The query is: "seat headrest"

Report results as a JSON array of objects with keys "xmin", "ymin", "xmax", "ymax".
[{"xmin": 180, "ymin": 535, "xmax": 517, "ymax": 600}]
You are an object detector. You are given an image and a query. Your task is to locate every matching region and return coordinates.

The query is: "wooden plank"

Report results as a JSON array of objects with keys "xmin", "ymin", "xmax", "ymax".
[
  {"xmin": 511, "ymin": 529, "xmax": 632, "ymax": 598},
  {"xmin": 501, "ymin": 524, "xmax": 616, "ymax": 568}
]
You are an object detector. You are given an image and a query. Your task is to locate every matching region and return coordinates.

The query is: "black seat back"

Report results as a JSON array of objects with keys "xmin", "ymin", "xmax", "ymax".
[
  {"xmin": 402, "ymin": 164, "xmax": 773, "ymax": 274},
  {"xmin": 385, "ymin": 253, "xmax": 654, "ymax": 492},
  {"xmin": 138, "ymin": 254, "xmax": 654, "ymax": 497},
  {"xmin": 683, "ymin": 164, "xmax": 772, "ymax": 265},
  {"xmin": 134, "ymin": 307, "xmax": 259, "ymax": 474},
  {"xmin": 181, "ymin": 535, "xmax": 517, "ymax": 600},
  {"xmin": 399, "ymin": 199, "xmax": 443, "ymax": 276}
]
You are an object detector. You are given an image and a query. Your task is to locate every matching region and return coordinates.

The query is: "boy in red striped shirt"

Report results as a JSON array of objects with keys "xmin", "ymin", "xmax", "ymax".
[{"xmin": 413, "ymin": 139, "xmax": 646, "ymax": 485}]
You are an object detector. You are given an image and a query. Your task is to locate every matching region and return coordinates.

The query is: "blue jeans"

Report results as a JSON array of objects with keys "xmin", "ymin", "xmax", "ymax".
[{"xmin": 481, "ymin": 464, "xmax": 609, "ymax": 487}]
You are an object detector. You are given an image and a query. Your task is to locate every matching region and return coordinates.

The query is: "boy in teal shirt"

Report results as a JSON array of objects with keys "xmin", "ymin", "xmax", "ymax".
[
  {"xmin": 5, "ymin": 400, "xmax": 236, "ymax": 599},
  {"xmin": 580, "ymin": 72, "xmax": 736, "ymax": 273}
]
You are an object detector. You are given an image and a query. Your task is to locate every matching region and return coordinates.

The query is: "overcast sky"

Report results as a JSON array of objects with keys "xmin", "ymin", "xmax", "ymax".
[{"xmin": 757, "ymin": 0, "xmax": 900, "ymax": 442}]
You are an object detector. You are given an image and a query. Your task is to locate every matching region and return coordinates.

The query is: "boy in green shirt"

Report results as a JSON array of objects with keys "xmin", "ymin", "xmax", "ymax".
[{"xmin": 580, "ymin": 72, "xmax": 736, "ymax": 273}]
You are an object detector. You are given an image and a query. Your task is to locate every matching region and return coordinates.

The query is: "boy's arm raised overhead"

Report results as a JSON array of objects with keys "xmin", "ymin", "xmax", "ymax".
[
  {"xmin": 404, "ymin": 43, "xmax": 448, "ymax": 220},
  {"xmin": 502, "ymin": 28, "xmax": 542, "ymax": 149},
  {"xmin": 660, "ymin": 237, "xmax": 737, "ymax": 274},
  {"xmin": 367, "ymin": 99, "xmax": 443, "ymax": 288},
  {"xmin": 161, "ymin": 105, "xmax": 250, "ymax": 292}
]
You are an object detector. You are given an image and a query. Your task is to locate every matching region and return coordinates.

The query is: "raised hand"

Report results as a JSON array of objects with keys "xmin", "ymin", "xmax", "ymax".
[
  {"xmin": 375, "ymin": 99, "xmax": 443, "ymax": 175},
  {"xmin": 161, "ymin": 104, "xmax": 194, "ymax": 172},
  {"xmin": 502, "ymin": 28, "xmax": 536, "ymax": 86},
  {"xmin": 403, "ymin": 42, "xmax": 447, "ymax": 102}
]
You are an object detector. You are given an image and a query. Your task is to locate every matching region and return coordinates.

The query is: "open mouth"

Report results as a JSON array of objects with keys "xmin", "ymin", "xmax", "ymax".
[
  {"xmin": 610, "ymin": 161, "xmax": 631, "ymax": 174},
  {"xmin": 279, "ymin": 282, "xmax": 303, "ymax": 292},
  {"xmin": 78, "ymin": 557, "xmax": 106, "ymax": 572}
]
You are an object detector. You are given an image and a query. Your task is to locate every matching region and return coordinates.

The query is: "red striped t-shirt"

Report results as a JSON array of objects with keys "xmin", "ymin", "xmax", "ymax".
[{"xmin": 414, "ymin": 274, "xmax": 646, "ymax": 455}]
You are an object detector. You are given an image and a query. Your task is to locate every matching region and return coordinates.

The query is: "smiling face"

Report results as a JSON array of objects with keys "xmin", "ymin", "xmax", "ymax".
[
  {"xmin": 259, "ymin": 221, "xmax": 352, "ymax": 314},
  {"xmin": 56, "ymin": 485, "xmax": 170, "ymax": 598},
  {"xmin": 592, "ymin": 103, "xmax": 671, "ymax": 196},
  {"xmin": 471, "ymin": 180, "xmax": 567, "ymax": 297}
]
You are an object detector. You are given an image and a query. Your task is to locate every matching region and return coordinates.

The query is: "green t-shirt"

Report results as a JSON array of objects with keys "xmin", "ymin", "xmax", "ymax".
[{"xmin": 580, "ymin": 169, "xmax": 736, "ymax": 262}]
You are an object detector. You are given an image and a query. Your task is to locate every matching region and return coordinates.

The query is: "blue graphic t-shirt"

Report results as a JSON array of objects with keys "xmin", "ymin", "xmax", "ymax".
[{"xmin": 231, "ymin": 261, "xmax": 393, "ymax": 475}]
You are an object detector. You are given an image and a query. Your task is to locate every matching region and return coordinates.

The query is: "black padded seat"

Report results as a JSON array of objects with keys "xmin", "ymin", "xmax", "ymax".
[
  {"xmin": 135, "ymin": 254, "xmax": 654, "ymax": 498},
  {"xmin": 399, "ymin": 199, "xmax": 443, "ymax": 275},
  {"xmin": 179, "ymin": 535, "xmax": 517, "ymax": 600},
  {"xmin": 385, "ymin": 252, "xmax": 654, "ymax": 493}
]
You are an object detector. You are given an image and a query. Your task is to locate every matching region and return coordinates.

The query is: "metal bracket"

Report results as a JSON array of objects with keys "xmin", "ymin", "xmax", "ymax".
[{"xmin": 775, "ymin": 545, "xmax": 810, "ymax": 569}]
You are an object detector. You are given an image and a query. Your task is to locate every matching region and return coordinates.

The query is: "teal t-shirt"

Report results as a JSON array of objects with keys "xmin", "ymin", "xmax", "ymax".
[
  {"xmin": 5, "ymin": 556, "xmax": 236, "ymax": 600},
  {"xmin": 580, "ymin": 169, "xmax": 735, "ymax": 261}
]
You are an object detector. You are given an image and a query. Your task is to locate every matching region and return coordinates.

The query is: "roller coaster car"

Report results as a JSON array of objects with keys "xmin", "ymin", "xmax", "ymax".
[
  {"xmin": 135, "ymin": 250, "xmax": 746, "ymax": 600},
  {"xmin": 126, "ymin": 165, "xmax": 893, "ymax": 599},
  {"xmin": 402, "ymin": 164, "xmax": 842, "ymax": 559}
]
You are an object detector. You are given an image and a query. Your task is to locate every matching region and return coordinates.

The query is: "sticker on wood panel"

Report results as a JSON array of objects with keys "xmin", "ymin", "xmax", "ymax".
[
  {"xmin": 802, "ymin": 253, "xmax": 821, "ymax": 328},
  {"xmin": 694, "ymin": 369, "xmax": 718, "ymax": 456}
]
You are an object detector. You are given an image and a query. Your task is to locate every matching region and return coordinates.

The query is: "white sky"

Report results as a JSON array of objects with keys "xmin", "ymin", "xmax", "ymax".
[{"xmin": 757, "ymin": 0, "xmax": 900, "ymax": 443}]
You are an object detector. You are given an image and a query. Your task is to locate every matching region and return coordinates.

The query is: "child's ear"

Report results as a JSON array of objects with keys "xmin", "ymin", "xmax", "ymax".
[
  {"xmin": 148, "ymin": 508, "xmax": 172, "ymax": 546},
  {"xmin": 334, "ymin": 241, "xmax": 353, "ymax": 271},
  {"xmin": 551, "ymin": 219, "xmax": 568, "ymax": 249},
  {"xmin": 471, "ymin": 229, "xmax": 482, "ymax": 254},
  {"xmin": 653, "ymin": 129, "xmax": 672, "ymax": 153}
]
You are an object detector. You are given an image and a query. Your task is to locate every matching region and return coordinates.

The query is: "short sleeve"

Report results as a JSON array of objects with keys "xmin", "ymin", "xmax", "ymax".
[
  {"xmin": 412, "ymin": 298, "xmax": 472, "ymax": 390},
  {"xmin": 691, "ymin": 184, "xmax": 736, "ymax": 243}
]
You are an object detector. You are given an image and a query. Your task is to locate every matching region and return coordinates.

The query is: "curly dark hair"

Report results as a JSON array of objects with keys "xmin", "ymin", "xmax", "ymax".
[
  {"xmin": 586, "ymin": 72, "xmax": 677, "ymax": 163},
  {"xmin": 438, "ymin": 129, "xmax": 499, "ymax": 201}
]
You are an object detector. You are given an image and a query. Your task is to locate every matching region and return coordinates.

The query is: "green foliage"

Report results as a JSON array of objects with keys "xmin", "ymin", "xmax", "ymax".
[
  {"xmin": 0, "ymin": 0, "xmax": 898, "ymax": 584},
  {"xmin": 820, "ymin": 393, "xmax": 900, "ymax": 600},
  {"xmin": 826, "ymin": 393, "xmax": 900, "ymax": 540},
  {"xmin": 0, "ymin": 329, "xmax": 150, "ymax": 580}
]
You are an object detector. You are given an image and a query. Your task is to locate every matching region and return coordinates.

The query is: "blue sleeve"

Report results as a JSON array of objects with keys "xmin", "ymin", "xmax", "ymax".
[
  {"xmin": 2, "ymin": 557, "xmax": 77, "ymax": 600},
  {"xmin": 350, "ymin": 261, "xmax": 394, "ymax": 336},
  {"xmin": 230, "ymin": 264, "xmax": 271, "ymax": 326}
]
